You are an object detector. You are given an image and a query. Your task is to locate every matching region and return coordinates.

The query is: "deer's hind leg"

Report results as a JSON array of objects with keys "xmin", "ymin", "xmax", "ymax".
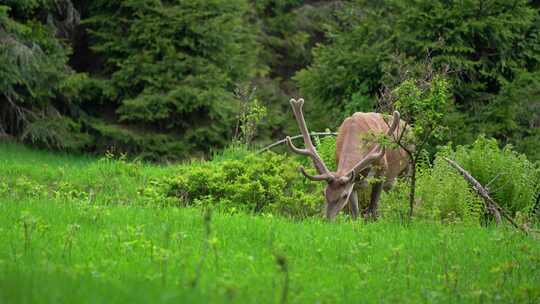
[{"xmin": 348, "ymin": 189, "xmax": 360, "ymax": 219}]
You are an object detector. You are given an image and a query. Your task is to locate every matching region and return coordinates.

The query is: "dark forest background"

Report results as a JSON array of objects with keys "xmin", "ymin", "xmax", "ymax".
[{"xmin": 1, "ymin": 0, "xmax": 539, "ymax": 161}]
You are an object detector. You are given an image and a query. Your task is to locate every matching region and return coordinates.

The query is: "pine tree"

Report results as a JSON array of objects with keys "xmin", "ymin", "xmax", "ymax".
[
  {"xmin": 0, "ymin": 2, "xmax": 90, "ymax": 149},
  {"xmin": 84, "ymin": 0, "xmax": 259, "ymax": 158}
]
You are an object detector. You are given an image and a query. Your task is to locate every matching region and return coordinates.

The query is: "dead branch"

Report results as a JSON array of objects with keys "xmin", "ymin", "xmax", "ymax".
[
  {"xmin": 443, "ymin": 157, "xmax": 529, "ymax": 233},
  {"xmin": 257, "ymin": 132, "xmax": 338, "ymax": 154}
]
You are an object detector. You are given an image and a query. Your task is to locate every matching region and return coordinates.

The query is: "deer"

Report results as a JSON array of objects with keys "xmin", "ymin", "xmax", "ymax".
[{"xmin": 285, "ymin": 98, "xmax": 409, "ymax": 220}]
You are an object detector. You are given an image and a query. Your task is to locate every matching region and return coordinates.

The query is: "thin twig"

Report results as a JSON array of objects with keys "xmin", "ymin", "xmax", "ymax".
[{"xmin": 485, "ymin": 173, "xmax": 504, "ymax": 190}]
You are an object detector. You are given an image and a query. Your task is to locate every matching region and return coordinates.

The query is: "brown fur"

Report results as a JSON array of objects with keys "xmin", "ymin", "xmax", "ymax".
[{"xmin": 336, "ymin": 112, "xmax": 409, "ymax": 184}]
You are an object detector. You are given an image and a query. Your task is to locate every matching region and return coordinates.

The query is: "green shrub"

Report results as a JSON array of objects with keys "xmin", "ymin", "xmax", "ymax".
[
  {"xmin": 452, "ymin": 136, "xmax": 540, "ymax": 218},
  {"xmin": 147, "ymin": 150, "xmax": 325, "ymax": 218},
  {"xmin": 313, "ymin": 134, "xmax": 337, "ymax": 171},
  {"xmin": 380, "ymin": 156, "xmax": 484, "ymax": 224},
  {"xmin": 415, "ymin": 156, "xmax": 485, "ymax": 223},
  {"xmin": 381, "ymin": 136, "xmax": 540, "ymax": 224}
]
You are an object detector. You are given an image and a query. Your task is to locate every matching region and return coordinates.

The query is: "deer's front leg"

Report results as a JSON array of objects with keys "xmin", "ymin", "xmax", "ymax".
[
  {"xmin": 366, "ymin": 181, "xmax": 383, "ymax": 219},
  {"xmin": 348, "ymin": 189, "xmax": 359, "ymax": 219}
]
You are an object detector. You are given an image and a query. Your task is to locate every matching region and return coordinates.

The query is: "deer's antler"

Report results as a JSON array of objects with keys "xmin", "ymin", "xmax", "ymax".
[
  {"xmin": 298, "ymin": 166, "xmax": 334, "ymax": 182},
  {"xmin": 286, "ymin": 98, "xmax": 332, "ymax": 179}
]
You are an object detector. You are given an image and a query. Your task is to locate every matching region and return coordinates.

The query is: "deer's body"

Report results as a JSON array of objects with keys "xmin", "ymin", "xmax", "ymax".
[
  {"xmin": 336, "ymin": 112, "xmax": 409, "ymax": 184},
  {"xmin": 286, "ymin": 99, "xmax": 409, "ymax": 219}
]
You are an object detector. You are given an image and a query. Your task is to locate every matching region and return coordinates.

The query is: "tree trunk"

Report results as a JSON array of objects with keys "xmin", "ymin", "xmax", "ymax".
[{"xmin": 408, "ymin": 158, "xmax": 417, "ymax": 219}]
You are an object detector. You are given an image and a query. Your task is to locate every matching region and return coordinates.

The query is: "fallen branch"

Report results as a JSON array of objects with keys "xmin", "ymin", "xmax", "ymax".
[
  {"xmin": 257, "ymin": 132, "xmax": 338, "ymax": 154},
  {"xmin": 443, "ymin": 157, "xmax": 529, "ymax": 233}
]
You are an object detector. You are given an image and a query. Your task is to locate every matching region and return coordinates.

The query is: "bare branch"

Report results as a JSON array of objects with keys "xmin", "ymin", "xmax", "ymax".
[{"xmin": 257, "ymin": 132, "xmax": 338, "ymax": 154}]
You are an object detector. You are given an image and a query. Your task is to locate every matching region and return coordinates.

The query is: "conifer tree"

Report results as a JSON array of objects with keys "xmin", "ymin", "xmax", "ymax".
[{"xmin": 84, "ymin": 0, "xmax": 259, "ymax": 158}]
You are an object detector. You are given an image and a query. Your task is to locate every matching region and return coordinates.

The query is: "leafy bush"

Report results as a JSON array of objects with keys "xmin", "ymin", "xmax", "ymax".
[
  {"xmin": 380, "ymin": 156, "xmax": 484, "ymax": 224},
  {"xmin": 145, "ymin": 150, "xmax": 325, "ymax": 218},
  {"xmin": 452, "ymin": 136, "xmax": 540, "ymax": 218},
  {"xmin": 416, "ymin": 155, "xmax": 485, "ymax": 223},
  {"xmin": 381, "ymin": 137, "xmax": 540, "ymax": 223},
  {"xmin": 313, "ymin": 134, "xmax": 337, "ymax": 171}
]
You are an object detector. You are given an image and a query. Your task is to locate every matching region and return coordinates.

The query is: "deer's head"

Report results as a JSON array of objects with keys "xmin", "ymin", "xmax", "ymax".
[{"xmin": 286, "ymin": 98, "xmax": 399, "ymax": 220}]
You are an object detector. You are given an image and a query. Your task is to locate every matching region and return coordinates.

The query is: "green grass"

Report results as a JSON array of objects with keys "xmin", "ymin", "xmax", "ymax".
[{"xmin": 1, "ymin": 141, "xmax": 540, "ymax": 303}]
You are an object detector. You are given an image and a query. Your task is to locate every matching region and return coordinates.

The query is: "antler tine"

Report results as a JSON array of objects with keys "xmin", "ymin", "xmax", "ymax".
[
  {"xmin": 346, "ymin": 111, "xmax": 401, "ymax": 176},
  {"xmin": 299, "ymin": 167, "xmax": 333, "ymax": 182},
  {"xmin": 287, "ymin": 98, "xmax": 331, "ymax": 176},
  {"xmin": 285, "ymin": 136, "xmax": 310, "ymax": 156},
  {"xmin": 348, "ymin": 146, "xmax": 385, "ymax": 176},
  {"xmin": 387, "ymin": 111, "xmax": 400, "ymax": 137}
]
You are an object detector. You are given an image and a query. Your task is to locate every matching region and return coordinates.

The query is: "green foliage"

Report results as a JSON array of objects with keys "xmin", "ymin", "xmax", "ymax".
[
  {"xmin": 85, "ymin": 119, "xmax": 191, "ymax": 162},
  {"xmin": 382, "ymin": 137, "xmax": 540, "ymax": 223},
  {"xmin": 84, "ymin": 0, "xmax": 259, "ymax": 156},
  {"xmin": 387, "ymin": 0, "xmax": 540, "ymax": 105},
  {"xmin": 21, "ymin": 116, "xmax": 92, "ymax": 150},
  {"xmin": 452, "ymin": 136, "xmax": 540, "ymax": 218},
  {"xmin": 1, "ymin": 0, "xmax": 539, "ymax": 163},
  {"xmin": 0, "ymin": 4, "xmax": 72, "ymax": 134},
  {"xmin": 294, "ymin": 26, "xmax": 380, "ymax": 129},
  {"xmin": 233, "ymin": 87, "xmax": 268, "ymax": 145},
  {"xmin": 416, "ymin": 156, "xmax": 484, "ymax": 223},
  {"xmin": 394, "ymin": 75, "xmax": 449, "ymax": 145},
  {"xmin": 0, "ymin": 2, "xmax": 96, "ymax": 151},
  {"xmin": 314, "ymin": 134, "xmax": 337, "ymax": 172},
  {"xmin": 485, "ymin": 71, "xmax": 540, "ymax": 160},
  {"xmin": 250, "ymin": 0, "xmax": 347, "ymax": 81},
  {"xmin": 381, "ymin": 156, "xmax": 485, "ymax": 224},
  {"xmin": 381, "ymin": 155, "xmax": 484, "ymax": 223},
  {"xmin": 296, "ymin": 0, "xmax": 540, "ymax": 157},
  {"xmin": 148, "ymin": 150, "xmax": 324, "ymax": 218},
  {"xmin": 247, "ymin": 1, "xmax": 348, "ymax": 139}
]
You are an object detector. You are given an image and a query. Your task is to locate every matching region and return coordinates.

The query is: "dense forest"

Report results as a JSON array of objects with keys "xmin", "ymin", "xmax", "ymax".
[
  {"xmin": 2, "ymin": 2, "xmax": 540, "ymax": 301},
  {"xmin": 1, "ymin": 0, "xmax": 539, "ymax": 161}
]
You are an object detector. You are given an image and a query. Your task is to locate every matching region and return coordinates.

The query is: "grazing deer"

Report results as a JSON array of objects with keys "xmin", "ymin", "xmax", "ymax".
[{"xmin": 285, "ymin": 98, "xmax": 409, "ymax": 220}]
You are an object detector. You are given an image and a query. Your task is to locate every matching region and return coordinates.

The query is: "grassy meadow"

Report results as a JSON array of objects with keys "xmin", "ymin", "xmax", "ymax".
[{"xmin": 1, "ymin": 142, "xmax": 539, "ymax": 303}]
